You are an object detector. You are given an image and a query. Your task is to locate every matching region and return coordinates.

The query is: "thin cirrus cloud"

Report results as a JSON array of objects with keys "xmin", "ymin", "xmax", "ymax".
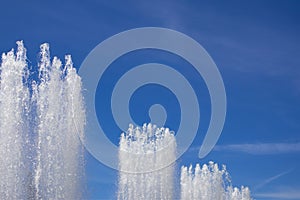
[
  {"xmin": 253, "ymin": 169, "xmax": 293, "ymax": 191},
  {"xmin": 255, "ymin": 189, "xmax": 300, "ymax": 200},
  {"xmin": 213, "ymin": 142, "xmax": 300, "ymax": 155}
]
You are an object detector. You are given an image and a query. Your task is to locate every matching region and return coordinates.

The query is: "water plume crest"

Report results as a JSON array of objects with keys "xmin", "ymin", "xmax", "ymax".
[
  {"xmin": 0, "ymin": 41, "xmax": 30, "ymax": 199},
  {"xmin": 0, "ymin": 41, "xmax": 85, "ymax": 199},
  {"xmin": 118, "ymin": 123, "xmax": 176, "ymax": 200},
  {"xmin": 180, "ymin": 162, "xmax": 252, "ymax": 200},
  {"xmin": 33, "ymin": 43, "xmax": 85, "ymax": 200}
]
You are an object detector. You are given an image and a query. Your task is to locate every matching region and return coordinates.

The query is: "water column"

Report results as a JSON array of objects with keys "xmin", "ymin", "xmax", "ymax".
[
  {"xmin": 34, "ymin": 44, "xmax": 85, "ymax": 199},
  {"xmin": 118, "ymin": 123, "xmax": 176, "ymax": 200},
  {"xmin": 0, "ymin": 41, "xmax": 30, "ymax": 199},
  {"xmin": 62, "ymin": 54, "xmax": 86, "ymax": 199},
  {"xmin": 180, "ymin": 162, "xmax": 252, "ymax": 200}
]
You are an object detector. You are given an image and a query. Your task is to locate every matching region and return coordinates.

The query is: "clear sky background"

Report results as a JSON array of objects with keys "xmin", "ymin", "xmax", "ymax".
[{"xmin": 0, "ymin": 1, "xmax": 300, "ymax": 199}]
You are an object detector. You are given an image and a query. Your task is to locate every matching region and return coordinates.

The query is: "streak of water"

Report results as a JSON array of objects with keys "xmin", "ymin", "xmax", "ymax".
[
  {"xmin": 0, "ymin": 42, "xmax": 85, "ymax": 199},
  {"xmin": 118, "ymin": 123, "xmax": 176, "ymax": 200},
  {"xmin": 181, "ymin": 162, "xmax": 252, "ymax": 200}
]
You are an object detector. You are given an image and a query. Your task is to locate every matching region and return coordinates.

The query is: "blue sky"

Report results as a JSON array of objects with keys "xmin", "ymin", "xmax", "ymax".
[{"xmin": 1, "ymin": 1, "xmax": 300, "ymax": 199}]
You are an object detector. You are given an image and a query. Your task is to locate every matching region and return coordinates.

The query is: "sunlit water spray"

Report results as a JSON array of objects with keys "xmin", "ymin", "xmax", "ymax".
[
  {"xmin": 181, "ymin": 162, "xmax": 252, "ymax": 200},
  {"xmin": 0, "ymin": 41, "xmax": 252, "ymax": 200},
  {"xmin": 118, "ymin": 123, "xmax": 176, "ymax": 200},
  {"xmin": 33, "ymin": 44, "xmax": 85, "ymax": 199},
  {"xmin": 0, "ymin": 41, "xmax": 30, "ymax": 199},
  {"xmin": 118, "ymin": 124, "xmax": 252, "ymax": 200},
  {"xmin": 0, "ymin": 41, "xmax": 85, "ymax": 199}
]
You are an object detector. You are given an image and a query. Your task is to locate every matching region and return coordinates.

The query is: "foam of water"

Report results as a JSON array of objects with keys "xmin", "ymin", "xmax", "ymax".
[
  {"xmin": 33, "ymin": 43, "xmax": 85, "ymax": 199},
  {"xmin": 118, "ymin": 123, "xmax": 176, "ymax": 200},
  {"xmin": 0, "ymin": 41, "xmax": 252, "ymax": 200},
  {"xmin": 117, "ymin": 124, "xmax": 252, "ymax": 200},
  {"xmin": 0, "ymin": 41, "xmax": 85, "ymax": 199},
  {"xmin": 0, "ymin": 41, "xmax": 30, "ymax": 199},
  {"xmin": 180, "ymin": 162, "xmax": 252, "ymax": 200}
]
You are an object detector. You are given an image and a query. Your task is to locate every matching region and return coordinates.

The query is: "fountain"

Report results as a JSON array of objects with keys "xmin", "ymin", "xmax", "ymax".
[
  {"xmin": 118, "ymin": 124, "xmax": 252, "ymax": 200},
  {"xmin": 0, "ymin": 41, "xmax": 30, "ymax": 199},
  {"xmin": 118, "ymin": 123, "xmax": 176, "ymax": 200},
  {"xmin": 180, "ymin": 162, "xmax": 252, "ymax": 200},
  {"xmin": 0, "ymin": 41, "xmax": 252, "ymax": 200},
  {"xmin": 0, "ymin": 41, "xmax": 85, "ymax": 199},
  {"xmin": 33, "ymin": 43, "xmax": 85, "ymax": 199}
]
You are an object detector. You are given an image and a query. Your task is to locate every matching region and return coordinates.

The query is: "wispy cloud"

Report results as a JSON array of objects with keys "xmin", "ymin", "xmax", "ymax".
[
  {"xmin": 253, "ymin": 169, "xmax": 293, "ymax": 191},
  {"xmin": 213, "ymin": 142, "xmax": 300, "ymax": 155},
  {"xmin": 255, "ymin": 189, "xmax": 300, "ymax": 200}
]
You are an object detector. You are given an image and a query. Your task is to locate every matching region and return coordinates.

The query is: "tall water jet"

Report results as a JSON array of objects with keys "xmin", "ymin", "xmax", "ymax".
[
  {"xmin": 180, "ymin": 162, "xmax": 252, "ymax": 200},
  {"xmin": 62, "ymin": 54, "xmax": 86, "ymax": 199},
  {"xmin": 0, "ymin": 41, "xmax": 86, "ymax": 199},
  {"xmin": 118, "ymin": 123, "xmax": 176, "ymax": 200},
  {"xmin": 33, "ymin": 43, "xmax": 85, "ymax": 199},
  {"xmin": 0, "ymin": 41, "xmax": 30, "ymax": 199}
]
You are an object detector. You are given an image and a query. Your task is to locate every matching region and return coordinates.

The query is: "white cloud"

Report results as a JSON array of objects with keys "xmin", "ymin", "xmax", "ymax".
[
  {"xmin": 255, "ymin": 190, "xmax": 300, "ymax": 200},
  {"xmin": 213, "ymin": 142, "xmax": 300, "ymax": 155},
  {"xmin": 253, "ymin": 169, "xmax": 293, "ymax": 191}
]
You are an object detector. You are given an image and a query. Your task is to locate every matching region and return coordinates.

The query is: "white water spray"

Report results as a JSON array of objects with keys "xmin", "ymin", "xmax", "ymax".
[
  {"xmin": 0, "ymin": 42, "xmax": 85, "ymax": 199},
  {"xmin": 180, "ymin": 162, "xmax": 252, "ymax": 200},
  {"xmin": 118, "ymin": 123, "xmax": 176, "ymax": 200},
  {"xmin": 0, "ymin": 41, "xmax": 30, "ymax": 199},
  {"xmin": 33, "ymin": 43, "xmax": 85, "ymax": 199},
  {"xmin": 117, "ymin": 124, "xmax": 252, "ymax": 200},
  {"xmin": 0, "ymin": 41, "xmax": 252, "ymax": 200}
]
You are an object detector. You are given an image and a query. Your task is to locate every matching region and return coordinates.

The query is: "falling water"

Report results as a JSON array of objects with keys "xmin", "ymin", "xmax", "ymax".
[
  {"xmin": 0, "ymin": 41, "xmax": 85, "ymax": 199},
  {"xmin": 0, "ymin": 41, "xmax": 252, "ymax": 200},
  {"xmin": 33, "ymin": 43, "xmax": 85, "ymax": 199},
  {"xmin": 118, "ymin": 123, "xmax": 176, "ymax": 200},
  {"xmin": 180, "ymin": 162, "xmax": 252, "ymax": 200},
  {"xmin": 0, "ymin": 41, "xmax": 30, "ymax": 199}
]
